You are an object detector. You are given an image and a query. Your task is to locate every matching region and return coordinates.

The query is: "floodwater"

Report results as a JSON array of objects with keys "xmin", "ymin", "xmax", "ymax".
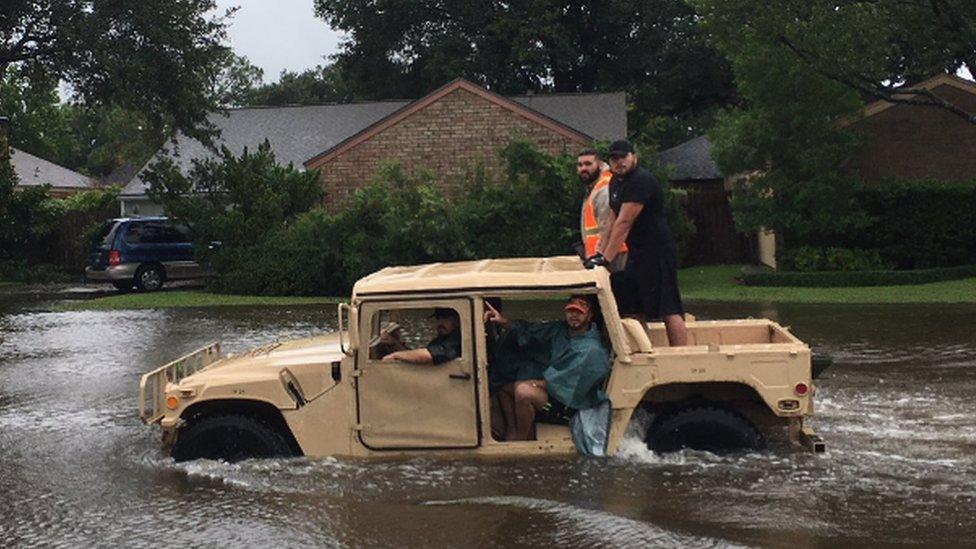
[{"xmin": 0, "ymin": 289, "xmax": 974, "ymax": 547}]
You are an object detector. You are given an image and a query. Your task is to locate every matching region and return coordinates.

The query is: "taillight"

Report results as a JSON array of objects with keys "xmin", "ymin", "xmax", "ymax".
[
  {"xmin": 108, "ymin": 250, "xmax": 121, "ymax": 266},
  {"xmin": 795, "ymin": 382, "xmax": 809, "ymax": 396}
]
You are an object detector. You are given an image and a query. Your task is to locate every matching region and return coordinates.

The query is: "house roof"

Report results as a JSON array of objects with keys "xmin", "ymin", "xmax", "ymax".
[
  {"xmin": 122, "ymin": 82, "xmax": 627, "ymax": 197},
  {"xmin": 11, "ymin": 148, "xmax": 96, "ymax": 190},
  {"xmin": 654, "ymin": 135, "xmax": 723, "ymax": 181},
  {"xmin": 353, "ymin": 255, "xmax": 610, "ymax": 296},
  {"xmin": 306, "ymin": 79, "xmax": 607, "ymax": 168},
  {"xmin": 860, "ymin": 73, "xmax": 976, "ymax": 119}
]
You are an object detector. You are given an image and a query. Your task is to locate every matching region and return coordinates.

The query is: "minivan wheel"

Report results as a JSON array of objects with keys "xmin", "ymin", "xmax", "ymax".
[
  {"xmin": 135, "ymin": 264, "xmax": 164, "ymax": 292},
  {"xmin": 172, "ymin": 413, "xmax": 295, "ymax": 463},
  {"xmin": 645, "ymin": 403, "xmax": 765, "ymax": 454}
]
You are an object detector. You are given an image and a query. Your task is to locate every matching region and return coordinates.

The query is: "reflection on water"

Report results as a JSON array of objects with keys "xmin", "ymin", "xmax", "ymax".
[{"xmin": 0, "ymin": 296, "xmax": 974, "ymax": 547}]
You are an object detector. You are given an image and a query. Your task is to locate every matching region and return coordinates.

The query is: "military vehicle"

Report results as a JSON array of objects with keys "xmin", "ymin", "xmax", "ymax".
[{"xmin": 139, "ymin": 256, "xmax": 826, "ymax": 461}]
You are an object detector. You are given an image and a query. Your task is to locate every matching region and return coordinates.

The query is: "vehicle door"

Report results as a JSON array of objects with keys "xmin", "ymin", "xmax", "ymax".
[{"xmin": 356, "ymin": 299, "xmax": 479, "ymax": 449}]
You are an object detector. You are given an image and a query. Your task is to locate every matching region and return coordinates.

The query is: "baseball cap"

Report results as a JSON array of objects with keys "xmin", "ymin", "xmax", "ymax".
[
  {"xmin": 564, "ymin": 296, "xmax": 591, "ymax": 314},
  {"xmin": 607, "ymin": 139, "xmax": 635, "ymax": 158}
]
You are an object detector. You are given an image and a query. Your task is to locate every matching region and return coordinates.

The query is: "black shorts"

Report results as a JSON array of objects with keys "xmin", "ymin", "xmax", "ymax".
[{"xmin": 610, "ymin": 248, "xmax": 684, "ymax": 319}]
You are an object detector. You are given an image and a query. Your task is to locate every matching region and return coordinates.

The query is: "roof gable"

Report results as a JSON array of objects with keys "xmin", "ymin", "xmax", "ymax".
[
  {"xmin": 861, "ymin": 74, "xmax": 976, "ymax": 119},
  {"xmin": 654, "ymin": 135, "xmax": 723, "ymax": 181},
  {"xmin": 305, "ymin": 79, "xmax": 593, "ymax": 168},
  {"xmin": 11, "ymin": 148, "xmax": 96, "ymax": 190}
]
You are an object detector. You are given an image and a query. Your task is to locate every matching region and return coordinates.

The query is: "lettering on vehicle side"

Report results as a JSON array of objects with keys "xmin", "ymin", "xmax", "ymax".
[
  {"xmin": 691, "ymin": 367, "xmax": 707, "ymax": 374},
  {"xmin": 232, "ymin": 388, "xmax": 245, "ymax": 395}
]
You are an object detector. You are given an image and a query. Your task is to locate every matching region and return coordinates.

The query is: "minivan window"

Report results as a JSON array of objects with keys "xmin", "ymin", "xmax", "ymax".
[
  {"xmin": 94, "ymin": 221, "xmax": 118, "ymax": 249},
  {"xmin": 124, "ymin": 222, "xmax": 190, "ymax": 244}
]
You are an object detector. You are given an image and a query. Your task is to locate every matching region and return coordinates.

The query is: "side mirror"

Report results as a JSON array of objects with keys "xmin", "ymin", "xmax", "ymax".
[{"xmin": 338, "ymin": 303, "xmax": 358, "ymax": 357}]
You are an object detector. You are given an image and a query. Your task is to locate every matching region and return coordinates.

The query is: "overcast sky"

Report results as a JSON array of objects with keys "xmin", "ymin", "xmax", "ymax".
[{"xmin": 215, "ymin": 0, "xmax": 345, "ymax": 82}]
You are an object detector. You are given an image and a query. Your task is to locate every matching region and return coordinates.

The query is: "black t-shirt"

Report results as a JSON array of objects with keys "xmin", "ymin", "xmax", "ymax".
[
  {"xmin": 426, "ymin": 330, "xmax": 462, "ymax": 365},
  {"xmin": 608, "ymin": 166, "xmax": 674, "ymax": 252}
]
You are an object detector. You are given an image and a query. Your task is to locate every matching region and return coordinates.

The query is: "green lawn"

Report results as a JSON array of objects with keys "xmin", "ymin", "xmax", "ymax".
[
  {"xmin": 62, "ymin": 290, "xmax": 343, "ymax": 310},
  {"xmin": 679, "ymin": 264, "xmax": 976, "ymax": 303},
  {"xmin": 60, "ymin": 265, "xmax": 976, "ymax": 310}
]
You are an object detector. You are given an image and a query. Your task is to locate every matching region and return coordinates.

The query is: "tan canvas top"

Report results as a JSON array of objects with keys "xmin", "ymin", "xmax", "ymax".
[{"xmin": 353, "ymin": 256, "xmax": 610, "ymax": 297}]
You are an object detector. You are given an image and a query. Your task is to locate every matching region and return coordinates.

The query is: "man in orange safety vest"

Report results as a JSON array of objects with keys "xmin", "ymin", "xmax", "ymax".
[{"xmin": 578, "ymin": 148, "xmax": 627, "ymax": 271}]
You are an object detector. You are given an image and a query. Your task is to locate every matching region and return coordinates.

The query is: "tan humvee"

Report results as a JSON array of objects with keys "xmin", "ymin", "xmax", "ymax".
[{"xmin": 139, "ymin": 256, "xmax": 826, "ymax": 461}]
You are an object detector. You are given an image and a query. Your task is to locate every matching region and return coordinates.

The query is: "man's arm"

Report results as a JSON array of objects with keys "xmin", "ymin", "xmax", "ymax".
[
  {"xmin": 600, "ymin": 202, "xmax": 643, "ymax": 263},
  {"xmin": 382, "ymin": 348, "xmax": 434, "ymax": 364}
]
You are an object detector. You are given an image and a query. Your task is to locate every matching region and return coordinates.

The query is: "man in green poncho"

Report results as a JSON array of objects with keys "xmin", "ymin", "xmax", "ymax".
[{"xmin": 485, "ymin": 295, "xmax": 610, "ymax": 441}]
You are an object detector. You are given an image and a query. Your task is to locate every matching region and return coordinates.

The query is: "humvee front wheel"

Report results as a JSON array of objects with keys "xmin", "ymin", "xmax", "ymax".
[
  {"xmin": 645, "ymin": 403, "xmax": 765, "ymax": 454},
  {"xmin": 172, "ymin": 413, "xmax": 295, "ymax": 462}
]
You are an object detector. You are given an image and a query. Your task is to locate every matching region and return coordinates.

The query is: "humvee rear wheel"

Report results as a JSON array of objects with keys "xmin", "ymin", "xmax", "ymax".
[
  {"xmin": 172, "ymin": 413, "xmax": 295, "ymax": 462},
  {"xmin": 645, "ymin": 403, "xmax": 765, "ymax": 454}
]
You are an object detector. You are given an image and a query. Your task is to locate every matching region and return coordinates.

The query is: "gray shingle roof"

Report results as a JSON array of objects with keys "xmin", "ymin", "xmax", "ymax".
[
  {"xmin": 512, "ymin": 92, "xmax": 626, "ymax": 142},
  {"xmin": 654, "ymin": 135, "xmax": 723, "ymax": 181},
  {"xmin": 121, "ymin": 101, "xmax": 408, "ymax": 196},
  {"xmin": 11, "ymin": 148, "xmax": 96, "ymax": 190},
  {"xmin": 122, "ymin": 89, "xmax": 627, "ymax": 197}
]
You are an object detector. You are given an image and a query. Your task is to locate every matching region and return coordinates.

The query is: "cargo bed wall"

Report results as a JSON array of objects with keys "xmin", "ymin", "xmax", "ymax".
[{"xmin": 646, "ymin": 320, "xmax": 799, "ymax": 347}]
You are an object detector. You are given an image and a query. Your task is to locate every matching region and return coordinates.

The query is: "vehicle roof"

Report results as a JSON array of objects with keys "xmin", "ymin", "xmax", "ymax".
[
  {"xmin": 352, "ymin": 256, "xmax": 611, "ymax": 296},
  {"xmin": 107, "ymin": 216, "xmax": 169, "ymax": 224}
]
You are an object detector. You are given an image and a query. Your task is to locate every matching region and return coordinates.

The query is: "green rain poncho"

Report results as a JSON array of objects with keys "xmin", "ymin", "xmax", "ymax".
[{"xmin": 489, "ymin": 321, "xmax": 610, "ymax": 410}]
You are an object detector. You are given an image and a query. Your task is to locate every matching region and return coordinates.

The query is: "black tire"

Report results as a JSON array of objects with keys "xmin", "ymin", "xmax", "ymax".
[
  {"xmin": 172, "ymin": 413, "xmax": 295, "ymax": 462},
  {"xmin": 111, "ymin": 281, "xmax": 133, "ymax": 292},
  {"xmin": 135, "ymin": 264, "xmax": 165, "ymax": 292},
  {"xmin": 645, "ymin": 403, "xmax": 765, "ymax": 454}
]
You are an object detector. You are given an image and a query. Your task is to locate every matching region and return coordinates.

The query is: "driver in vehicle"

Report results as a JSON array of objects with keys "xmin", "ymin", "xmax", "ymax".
[
  {"xmin": 381, "ymin": 307, "xmax": 462, "ymax": 365},
  {"xmin": 485, "ymin": 295, "xmax": 610, "ymax": 441}
]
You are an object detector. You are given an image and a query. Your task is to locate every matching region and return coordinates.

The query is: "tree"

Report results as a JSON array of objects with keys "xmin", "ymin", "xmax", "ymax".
[
  {"xmin": 314, "ymin": 0, "xmax": 736, "ymax": 147},
  {"xmin": 142, "ymin": 140, "xmax": 324, "ymax": 252},
  {"xmin": 1, "ymin": 0, "xmax": 234, "ymax": 143},
  {"xmin": 693, "ymin": 0, "xmax": 976, "ymax": 124},
  {"xmin": 695, "ymin": 0, "xmax": 876, "ymax": 263},
  {"xmin": 245, "ymin": 65, "xmax": 353, "ymax": 106},
  {"xmin": 0, "ymin": 66, "xmax": 80, "ymax": 168}
]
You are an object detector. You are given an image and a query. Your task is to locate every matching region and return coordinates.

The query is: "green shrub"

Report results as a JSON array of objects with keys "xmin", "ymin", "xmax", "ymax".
[
  {"xmin": 856, "ymin": 179, "xmax": 976, "ymax": 269},
  {"xmin": 0, "ymin": 259, "xmax": 72, "ymax": 283},
  {"xmin": 740, "ymin": 264, "xmax": 976, "ymax": 287}
]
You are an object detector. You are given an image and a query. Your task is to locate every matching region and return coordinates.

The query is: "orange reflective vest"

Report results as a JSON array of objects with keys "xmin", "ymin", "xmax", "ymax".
[{"xmin": 582, "ymin": 171, "xmax": 628, "ymax": 257}]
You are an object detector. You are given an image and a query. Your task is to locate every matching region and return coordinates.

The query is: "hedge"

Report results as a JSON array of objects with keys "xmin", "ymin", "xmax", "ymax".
[{"xmin": 739, "ymin": 264, "xmax": 976, "ymax": 287}]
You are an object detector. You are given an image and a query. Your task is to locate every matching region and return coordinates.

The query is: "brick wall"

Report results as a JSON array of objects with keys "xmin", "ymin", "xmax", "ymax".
[
  {"xmin": 846, "ymin": 84, "xmax": 976, "ymax": 183},
  {"xmin": 315, "ymin": 88, "xmax": 587, "ymax": 209}
]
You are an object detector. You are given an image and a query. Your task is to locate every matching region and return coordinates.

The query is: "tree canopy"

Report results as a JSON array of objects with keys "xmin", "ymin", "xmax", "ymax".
[
  {"xmin": 314, "ymin": 0, "xmax": 736, "ymax": 148},
  {"xmin": 693, "ymin": 0, "xmax": 976, "ymax": 124},
  {"xmin": 1, "ymin": 0, "xmax": 233, "ymax": 142}
]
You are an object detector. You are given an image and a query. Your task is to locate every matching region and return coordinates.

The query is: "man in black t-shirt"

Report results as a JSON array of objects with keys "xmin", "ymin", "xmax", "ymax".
[
  {"xmin": 381, "ymin": 308, "xmax": 462, "ymax": 364},
  {"xmin": 583, "ymin": 140, "xmax": 688, "ymax": 346}
]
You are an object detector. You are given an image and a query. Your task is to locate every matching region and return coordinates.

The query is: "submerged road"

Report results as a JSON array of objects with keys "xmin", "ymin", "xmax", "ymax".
[{"xmin": 0, "ymin": 292, "xmax": 973, "ymax": 547}]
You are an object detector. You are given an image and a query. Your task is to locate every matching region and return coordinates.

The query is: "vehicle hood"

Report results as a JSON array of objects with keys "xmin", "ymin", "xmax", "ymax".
[{"xmin": 180, "ymin": 333, "xmax": 346, "ymax": 397}]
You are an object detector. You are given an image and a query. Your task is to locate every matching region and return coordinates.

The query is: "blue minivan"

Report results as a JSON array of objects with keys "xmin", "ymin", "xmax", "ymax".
[{"xmin": 85, "ymin": 217, "xmax": 207, "ymax": 292}]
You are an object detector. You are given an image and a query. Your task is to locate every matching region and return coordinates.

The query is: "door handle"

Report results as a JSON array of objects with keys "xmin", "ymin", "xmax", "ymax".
[{"xmin": 449, "ymin": 372, "xmax": 471, "ymax": 380}]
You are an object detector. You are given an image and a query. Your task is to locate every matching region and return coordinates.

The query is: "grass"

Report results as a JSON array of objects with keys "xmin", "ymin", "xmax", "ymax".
[
  {"xmin": 60, "ymin": 264, "xmax": 976, "ymax": 310},
  {"xmin": 61, "ymin": 290, "xmax": 343, "ymax": 310},
  {"xmin": 679, "ymin": 264, "xmax": 976, "ymax": 303}
]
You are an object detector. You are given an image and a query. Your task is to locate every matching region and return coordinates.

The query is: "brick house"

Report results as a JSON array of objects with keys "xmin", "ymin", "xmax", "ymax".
[
  {"xmin": 120, "ymin": 78, "xmax": 626, "ymax": 216},
  {"xmin": 843, "ymin": 74, "xmax": 976, "ymax": 183}
]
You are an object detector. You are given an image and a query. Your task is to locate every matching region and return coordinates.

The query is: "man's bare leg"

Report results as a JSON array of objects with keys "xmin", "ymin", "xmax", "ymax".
[
  {"xmin": 498, "ymin": 383, "xmax": 518, "ymax": 441},
  {"xmin": 664, "ymin": 314, "xmax": 688, "ymax": 346},
  {"xmin": 512, "ymin": 380, "xmax": 548, "ymax": 440}
]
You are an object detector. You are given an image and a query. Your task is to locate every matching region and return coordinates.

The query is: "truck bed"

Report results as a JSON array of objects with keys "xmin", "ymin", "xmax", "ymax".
[{"xmin": 646, "ymin": 318, "xmax": 801, "ymax": 348}]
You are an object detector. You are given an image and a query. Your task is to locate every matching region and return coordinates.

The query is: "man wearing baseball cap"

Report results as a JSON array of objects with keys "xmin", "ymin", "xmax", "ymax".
[
  {"xmin": 382, "ymin": 307, "xmax": 462, "ymax": 364},
  {"xmin": 485, "ymin": 295, "xmax": 610, "ymax": 442},
  {"xmin": 584, "ymin": 139, "xmax": 688, "ymax": 346}
]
